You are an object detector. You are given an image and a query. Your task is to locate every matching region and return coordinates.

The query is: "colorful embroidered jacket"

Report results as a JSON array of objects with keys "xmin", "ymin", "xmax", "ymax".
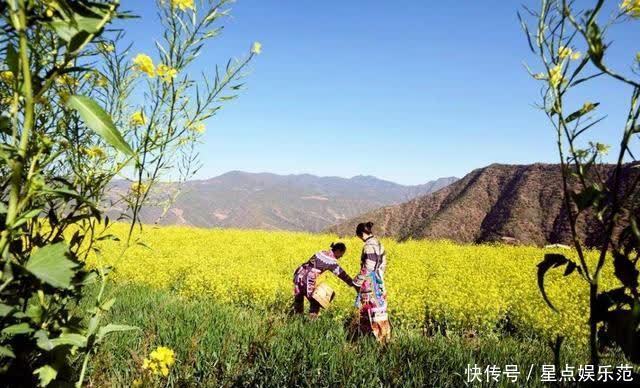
[
  {"xmin": 293, "ymin": 251, "xmax": 353, "ymax": 298},
  {"xmin": 354, "ymin": 236, "xmax": 387, "ymax": 287}
]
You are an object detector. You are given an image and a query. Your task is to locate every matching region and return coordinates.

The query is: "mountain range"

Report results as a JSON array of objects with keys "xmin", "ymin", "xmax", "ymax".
[
  {"xmin": 328, "ymin": 163, "xmax": 637, "ymax": 246},
  {"xmin": 108, "ymin": 171, "xmax": 457, "ymax": 232}
]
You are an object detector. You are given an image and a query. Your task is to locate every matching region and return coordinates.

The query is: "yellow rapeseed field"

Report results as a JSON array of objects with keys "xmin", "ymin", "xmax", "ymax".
[{"xmin": 89, "ymin": 224, "xmax": 618, "ymax": 347}]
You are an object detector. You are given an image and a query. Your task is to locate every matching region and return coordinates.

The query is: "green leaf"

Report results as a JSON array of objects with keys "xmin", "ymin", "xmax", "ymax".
[
  {"xmin": 100, "ymin": 298, "xmax": 116, "ymax": 311},
  {"xmin": 136, "ymin": 241, "xmax": 152, "ymax": 250},
  {"xmin": 35, "ymin": 330, "xmax": 55, "ymax": 351},
  {"xmin": 2, "ymin": 322, "xmax": 34, "ymax": 335},
  {"xmin": 66, "ymin": 95, "xmax": 133, "ymax": 156},
  {"xmin": 13, "ymin": 208, "xmax": 43, "ymax": 228},
  {"xmin": 47, "ymin": 20, "xmax": 79, "ymax": 42},
  {"xmin": 26, "ymin": 303, "xmax": 44, "ymax": 324},
  {"xmin": 35, "ymin": 330, "xmax": 86, "ymax": 350},
  {"xmin": 537, "ymin": 254, "xmax": 572, "ymax": 312},
  {"xmin": 50, "ymin": 333, "xmax": 87, "ymax": 348},
  {"xmin": 87, "ymin": 314, "xmax": 100, "ymax": 337},
  {"xmin": 565, "ymin": 102, "xmax": 600, "ymax": 123},
  {"xmin": 34, "ymin": 364, "xmax": 57, "ymax": 387},
  {"xmin": 25, "ymin": 243, "xmax": 77, "ymax": 289},
  {"xmin": 219, "ymin": 95, "xmax": 237, "ymax": 101},
  {"xmin": 96, "ymin": 324, "xmax": 138, "ymax": 344},
  {"xmin": 571, "ymin": 186, "xmax": 602, "ymax": 212},
  {"xmin": 613, "ymin": 251, "xmax": 639, "ymax": 290},
  {"xmin": 46, "ymin": 8, "xmax": 110, "ymax": 42},
  {"xmin": 0, "ymin": 303, "xmax": 14, "ymax": 317},
  {"xmin": 602, "ymin": 310, "xmax": 640, "ymax": 363},
  {"xmin": 96, "ymin": 234, "xmax": 120, "ymax": 242},
  {"xmin": 0, "ymin": 116, "xmax": 11, "ymax": 136},
  {"xmin": 5, "ymin": 43, "xmax": 18, "ymax": 75},
  {"xmin": 586, "ymin": 22, "xmax": 604, "ymax": 62},
  {"xmin": 563, "ymin": 261, "xmax": 577, "ymax": 277},
  {"xmin": 68, "ymin": 30, "xmax": 92, "ymax": 56},
  {"xmin": 76, "ymin": 270, "xmax": 98, "ymax": 286},
  {"xmin": 0, "ymin": 345, "xmax": 15, "ymax": 359},
  {"xmin": 595, "ymin": 287, "xmax": 633, "ymax": 322}
]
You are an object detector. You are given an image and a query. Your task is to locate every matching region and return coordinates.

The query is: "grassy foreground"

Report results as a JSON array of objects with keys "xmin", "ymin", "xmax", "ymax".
[{"xmin": 83, "ymin": 283, "xmax": 614, "ymax": 387}]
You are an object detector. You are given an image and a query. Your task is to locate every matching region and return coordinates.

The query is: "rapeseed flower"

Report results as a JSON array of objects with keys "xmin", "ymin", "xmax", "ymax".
[
  {"xmin": 621, "ymin": 0, "xmax": 640, "ymax": 18},
  {"xmin": 85, "ymin": 146, "xmax": 106, "ymax": 159},
  {"xmin": 0, "ymin": 70, "xmax": 14, "ymax": 83},
  {"xmin": 56, "ymin": 74, "xmax": 79, "ymax": 88},
  {"xmin": 133, "ymin": 54, "xmax": 156, "ymax": 78},
  {"xmin": 130, "ymin": 111, "xmax": 146, "ymax": 127},
  {"xmin": 558, "ymin": 46, "xmax": 581, "ymax": 61},
  {"xmin": 130, "ymin": 182, "xmax": 149, "ymax": 197},
  {"xmin": 99, "ymin": 42, "xmax": 115, "ymax": 53},
  {"xmin": 549, "ymin": 64, "xmax": 565, "ymax": 88},
  {"xmin": 170, "ymin": 0, "xmax": 195, "ymax": 11},
  {"xmin": 188, "ymin": 122, "xmax": 206, "ymax": 134},
  {"xmin": 96, "ymin": 75, "xmax": 108, "ymax": 88},
  {"xmin": 156, "ymin": 64, "xmax": 178, "ymax": 82},
  {"xmin": 142, "ymin": 346, "xmax": 175, "ymax": 377},
  {"xmin": 251, "ymin": 41, "xmax": 262, "ymax": 55}
]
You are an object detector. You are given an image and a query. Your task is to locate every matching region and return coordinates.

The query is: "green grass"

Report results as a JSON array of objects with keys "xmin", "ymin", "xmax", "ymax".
[{"xmin": 80, "ymin": 283, "xmax": 625, "ymax": 387}]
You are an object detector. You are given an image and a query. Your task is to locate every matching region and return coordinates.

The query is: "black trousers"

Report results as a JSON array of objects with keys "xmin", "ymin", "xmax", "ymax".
[{"xmin": 293, "ymin": 292, "xmax": 321, "ymax": 315}]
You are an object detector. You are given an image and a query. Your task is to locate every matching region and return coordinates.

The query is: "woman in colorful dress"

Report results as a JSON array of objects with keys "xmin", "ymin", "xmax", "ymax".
[
  {"xmin": 292, "ymin": 242, "xmax": 355, "ymax": 318},
  {"xmin": 353, "ymin": 222, "xmax": 391, "ymax": 343}
]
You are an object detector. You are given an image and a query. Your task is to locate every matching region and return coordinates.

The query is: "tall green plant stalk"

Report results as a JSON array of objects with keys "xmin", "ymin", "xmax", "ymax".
[
  {"xmin": 0, "ymin": 0, "xmax": 259, "ymax": 385},
  {"xmin": 522, "ymin": 0, "xmax": 640, "ymax": 366},
  {"xmin": 1, "ymin": 0, "xmax": 31, "ymax": 259}
]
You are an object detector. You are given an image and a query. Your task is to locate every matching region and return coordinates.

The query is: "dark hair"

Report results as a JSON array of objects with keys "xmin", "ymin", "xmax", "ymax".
[
  {"xmin": 330, "ymin": 242, "xmax": 347, "ymax": 252},
  {"xmin": 355, "ymin": 222, "xmax": 374, "ymax": 238}
]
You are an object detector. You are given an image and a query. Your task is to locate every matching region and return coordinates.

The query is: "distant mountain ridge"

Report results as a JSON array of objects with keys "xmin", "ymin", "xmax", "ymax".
[
  {"xmin": 108, "ymin": 171, "xmax": 457, "ymax": 232},
  {"xmin": 328, "ymin": 163, "xmax": 638, "ymax": 246}
]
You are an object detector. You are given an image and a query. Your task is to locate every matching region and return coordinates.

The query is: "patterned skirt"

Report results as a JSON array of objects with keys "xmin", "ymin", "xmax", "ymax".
[{"xmin": 355, "ymin": 271, "xmax": 391, "ymax": 343}]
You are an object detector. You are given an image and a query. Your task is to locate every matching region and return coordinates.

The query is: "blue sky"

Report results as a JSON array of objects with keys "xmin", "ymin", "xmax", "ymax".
[{"xmin": 122, "ymin": 0, "xmax": 639, "ymax": 185}]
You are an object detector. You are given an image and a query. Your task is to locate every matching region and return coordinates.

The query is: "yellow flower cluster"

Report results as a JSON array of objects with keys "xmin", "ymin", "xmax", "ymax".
[
  {"xmin": 156, "ymin": 64, "xmax": 178, "ymax": 82},
  {"xmin": 87, "ymin": 225, "xmax": 619, "ymax": 348},
  {"xmin": 84, "ymin": 146, "xmax": 106, "ymax": 159},
  {"xmin": 130, "ymin": 182, "xmax": 149, "ymax": 197},
  {"xmin": 99, "ymin": 42, "xmax": 115, "ymax": 53},
  {"xmin": 621, "ymin": 0, "xmax": 640, "ymax": 18},
  {"xmin": 133, "ymin": 54, "xmax": 156, "ymax": 78},
  {"xmin": 188, "ymin": 122, "xmax": 206, "ymax": 134},
  {"xmin": 170, "ymin": 0, "xmax": 195, "ymax": 11},
  {"xmin": 96, "ymin": 75, "xmax": 108, "ymax": 88},
  {"xmin": 142, "ymin": 346, "xmax": 175, "ymax": 377},
  {"xmin": 251, "ymin": 42, "xmax": 262, "ymax": 55},
  {"xmin": 558, "ymin": 46, "xmax": 581, "ymax": 61},
  {"xmin": 0, "ymin": 70, "xmax": 14, "ymax": 83},
  {"xmin": 133, "ymin": 54, "xmax": 177, "ymax": 82},
  {"xmin": 56, "ymin": 73, "xmax": 79, "ymax": 88},
  {"xmin": 549, "ymin": 64, "xmax": 565, "ymax": 88},
  {"xmin": 130, "ymin": 111, "xmax": 146, "ymax": 127},
  {"xmin": 84, "ymin": 71, "xmax": 108, "ymax": 88}
]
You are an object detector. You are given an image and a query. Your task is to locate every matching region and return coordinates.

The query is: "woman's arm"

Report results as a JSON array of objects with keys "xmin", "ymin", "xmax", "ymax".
[{"xmin": 332, "ymin": 265, "xmax": 355, "ymax": 287}]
